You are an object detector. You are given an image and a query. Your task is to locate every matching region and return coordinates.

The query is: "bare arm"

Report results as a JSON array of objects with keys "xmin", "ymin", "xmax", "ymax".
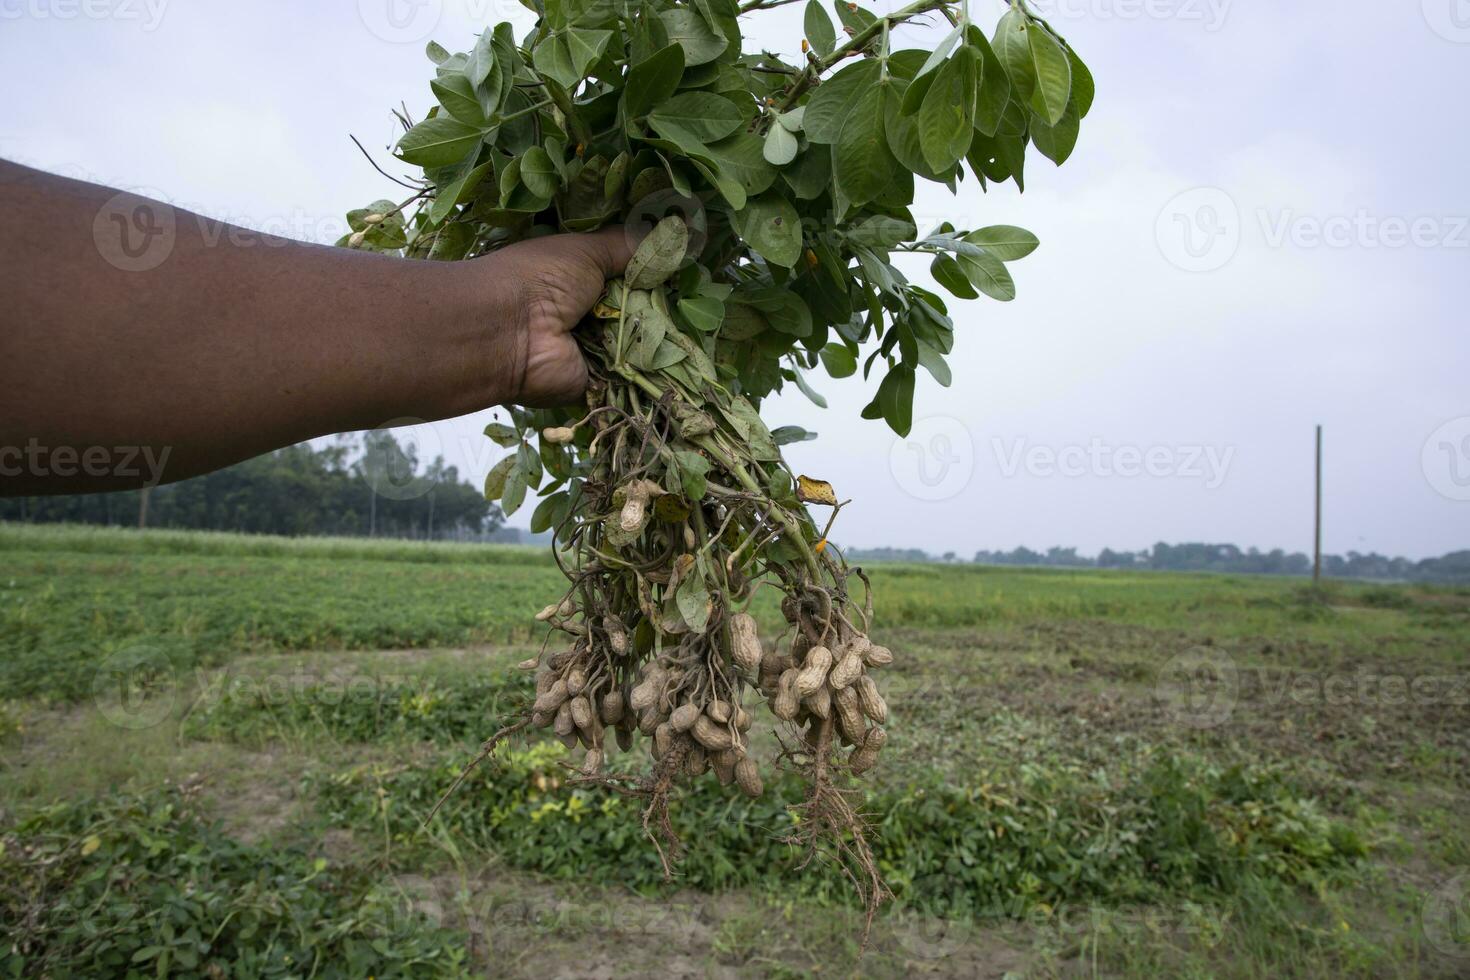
[{"xmin": 0, "ymin": 159, "xmax": 633, "ymax": 495}]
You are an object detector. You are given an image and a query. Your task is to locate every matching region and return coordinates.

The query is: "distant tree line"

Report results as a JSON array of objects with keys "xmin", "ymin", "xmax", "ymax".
[
  {"xmin": 848, "ymin": 541, "xmax": 1470, "ymax": 584},
  {"xmin": 0, "ymin": 432, "xmax": 501, "ymax": 540}
]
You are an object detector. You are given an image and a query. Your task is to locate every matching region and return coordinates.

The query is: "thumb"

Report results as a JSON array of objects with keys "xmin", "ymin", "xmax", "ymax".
[{"xmin": 577, "ymin": 225, "xmax": 643, "ymax": 280}]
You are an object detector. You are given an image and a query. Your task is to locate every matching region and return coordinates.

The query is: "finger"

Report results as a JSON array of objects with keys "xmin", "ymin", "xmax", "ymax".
[{"xmin": 576, "ymin": 225, "xmax": 642, "ymax": 279}]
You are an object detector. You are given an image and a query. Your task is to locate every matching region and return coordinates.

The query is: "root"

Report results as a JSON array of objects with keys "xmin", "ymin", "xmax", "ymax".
[
  {"xmin": 783, "ymin": 717, "xmax": 890, "ymax": 951},
  {"xmin": 423, "ymin": 716, "xmax": 530, "ymax": 826}
]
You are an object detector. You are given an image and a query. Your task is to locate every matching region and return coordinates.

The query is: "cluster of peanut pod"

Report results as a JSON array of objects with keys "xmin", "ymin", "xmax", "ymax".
[{"xmin": 522, "ymin": 597, "xmax": 892, "ymax": 796}]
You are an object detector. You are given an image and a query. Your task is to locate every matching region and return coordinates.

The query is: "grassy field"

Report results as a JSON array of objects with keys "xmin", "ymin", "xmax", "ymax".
[{"xmin": 1, "ymin": 523, "xmax": 1466, "ymax": 977}]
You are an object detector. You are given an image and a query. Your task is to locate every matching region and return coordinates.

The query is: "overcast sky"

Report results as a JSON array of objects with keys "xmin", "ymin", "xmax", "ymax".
[{"xmin": 2, "ymin": 0, "xmax": 1466, "ymax": 558}]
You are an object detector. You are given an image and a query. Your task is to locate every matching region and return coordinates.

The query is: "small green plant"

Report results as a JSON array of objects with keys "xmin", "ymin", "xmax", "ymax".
[
  {"xmin": 345, "ymin": 0, "xmax": 1096, "ymax": 917},
  {"xmin": 0, "ymin": 787, "xmax": 469, "ymax": 977}
]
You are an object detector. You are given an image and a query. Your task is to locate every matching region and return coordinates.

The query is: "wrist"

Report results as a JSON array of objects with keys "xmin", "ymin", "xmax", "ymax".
[{"xmin": 370, "ymin": 254, "xmax": 523, "ymax": 424}]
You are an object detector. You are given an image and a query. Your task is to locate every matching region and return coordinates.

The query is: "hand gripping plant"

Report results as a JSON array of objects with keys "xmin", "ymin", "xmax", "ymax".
[{"xmin": 345, "ymin": 0, "xmax": 1093, "ymax": 924}]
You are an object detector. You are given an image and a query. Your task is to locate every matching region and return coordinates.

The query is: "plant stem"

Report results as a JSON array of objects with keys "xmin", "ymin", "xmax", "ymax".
[
  {"xmin": 542, "ymin": 81, "xmax": 592, "ymax": 147},
  {"xmin": 618, "ymin": 364, "xmax": 823, "ymax": 580},
  {"xmin": 779, "ymin": 0, "xmax": 954, "ymax": 110},
  {"xmin": 737, "ymin": 0, "xmax": 805, "ymax": 12},
  {"xmin": 495, "ymin": 98, "xmax": 554, "ymax": 125}
]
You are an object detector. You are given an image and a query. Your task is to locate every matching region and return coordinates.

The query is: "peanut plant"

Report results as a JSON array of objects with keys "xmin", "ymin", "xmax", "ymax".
[{"xmin": 343, "ymin": 0, "xmax": 1093, "ymax": 928}]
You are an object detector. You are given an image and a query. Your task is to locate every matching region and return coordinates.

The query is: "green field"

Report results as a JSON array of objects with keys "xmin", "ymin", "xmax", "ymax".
[{"xmin": 1, "ymin": 523, "xmax": 1466, "ymax": 977}]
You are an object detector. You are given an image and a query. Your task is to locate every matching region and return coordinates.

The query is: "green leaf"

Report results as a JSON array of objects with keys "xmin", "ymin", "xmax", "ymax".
[
  {"xmin": 530, "ymin": 491, "xmax": 569, "ymax": 533},
  {"xmin": 967, "ymin": 27, "xmax": 1012, "ymax": 137},
  {"xmin": 883, "ymin": 82, "xmax": 938, "ymax": 179},
  {"xmin": 719, "ymin": 395, "xmax": 780, "ymax": 460},
  {"xmin": 958, "ymin": 248, "xmax": 1017, "ymax": 301},
  {"xmin": 483, "ymin": 454, "xmax": 517, "ymax": 499},
  {"xmin": 396, "ymin": 116, "xmax": 484, "ymax": 168},
  {"xmin": 820, "ymin": 343, "xmax": 857, "ymax": 378},
  {"xmin": 919, "ymin": 48, "xmax": 976, "ymax": 173},
  {"xmin": 804, "ymin": 0, "xmax": 837, "ymax": 57},
  {"xmin": 672, "ymin": 450, "xmax": 710, "ymax": 499},
  {"xmin": 431, "ymin": 73, "xmax": 488, "ymax": 127},
  {"xmin": 804, "ymin": 58, "xmax": 881, "ymax": 144},
  {"xmin": 1030, "ymin": 101, "xmax": 1080, "ymax": 164},
  {"xmin": 647, "ymin": 92, "xmax": 742, "ymax": 142},
  {"xmin": 846, "ymin": 213, "xmax": 917, "ymax": 249},
  {"xmin": 519, "ymin": 146, "xmax": 558, "ymax": 198},
  {"xmin": 773, "ymin": 425, "xmax": 818, "ymax": 445},
  {"xmin": 676, "ymin": 571, "xmax": 712, "ymax": 633},
  {"xmin": 533, "ymin": 35, "xmax": 579, "ymax": 90},
  {"xmin": 735, "ymin": 193, "xmax": 802, "ymax": 268},
  {"xmin": 429, "ymin": 159, "xmax": 491, "ymax": 224},
  {"xmin": 782, "ymin": 147, "xmax": 831, "ymax": 199},
  {"xmin": 465, "ymin": 30, "xmax": 495, "ymax": 88},
  {"xmin": 1027, "ymin": 25, "xmax": 1072, "ymax": 125},
  {"xmin": 791, "ymin": 370, "xmax": 827, "ymax": 408},
  {"xmin": 899, "ymin": 64, "xmax": 938, "ymax": 116},
  {"xmin": 678, "ymin": 295, "xmax": 725, "ymax": 332},
  {"xmin": 623, "ymin": 290, "xmax": 671, "ymax": 367},
  {"xmin": 763, "ymin": 122, "xmax": 799, "ymax": 166},
  {"xmin": 833, "ymin": 0, "xmax": 876, "ymax": 32},
  {"xmin": 518, "ymin": 440, "xmax": 544, "ymax": 489},
  {"xmin": 931, "ymin": 254, "xmax": 978, "ymax": 299},
  {"xmin": 917, "ymin": 342, "xmax": 952, "ymax": 386},
  {"xmin": 1069, "ymin": 46, "xmax": 1096, "ymax": 118},
  {"xmin": 625, "ymin": 215, "xmax": 689, "ymax": 288},
  {"xmin": 484, "ymin": 422, "xmax": 520, "ymax": 447},
  {"xmin": 832, "ymin": 83, "xmax": 903, "ymax": 207},
  {"xmin": 659, "ymin": 8, "xmax": 726, "ymax": 66},
  {"xmin": 704, "ymin": 130, "xmax": 778, "ymax": 196},
  {"xmin": 964, "ymin": 225, "xmax": 1039, "ymax": 260},
  {"xmin": 689, "ymin": 157, "xmax": 747, "ymax": 209},
  {"xmin": 916, "ymin": 27, "xmax": 963, "ymax": 78},
  {"xmin": 566, "ymin": 28, "xmax": 613, "ymax": 78},
  {"xmin": 624, "ymin": 43, "xmax": 685, "ymax": 118},
  {"xmin": 426, "ymin": 40, "xmax": 450, "ymax": 65},
  {"xmin": 501, "ymin": 464, "xmax": 528, "ymax": 516},
  {"xmin": 876, "ymin": 364, "xmax": 916, "ymax": 436},
  {"xmin": 992, "ymin": 8, "xmax": 1035, "ymax": 103}
]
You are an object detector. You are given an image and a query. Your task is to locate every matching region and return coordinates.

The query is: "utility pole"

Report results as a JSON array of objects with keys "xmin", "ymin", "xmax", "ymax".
[
  {"xmin": 1313, "ymin": 425, "xmax": 1323, "ymax": 585},
  {"xmin": 137, "ymin": 485, "xmax": 150, "ymax": 529}
]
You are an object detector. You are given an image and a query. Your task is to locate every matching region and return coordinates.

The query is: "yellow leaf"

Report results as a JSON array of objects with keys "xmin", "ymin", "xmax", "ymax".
[
  {"xmin": 81, "ymin": 835, "xmax": 101, "ymax": 856},
  {"xmin": 796, "ymin": 474, "xmax": 837, "ymax": 506}
]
